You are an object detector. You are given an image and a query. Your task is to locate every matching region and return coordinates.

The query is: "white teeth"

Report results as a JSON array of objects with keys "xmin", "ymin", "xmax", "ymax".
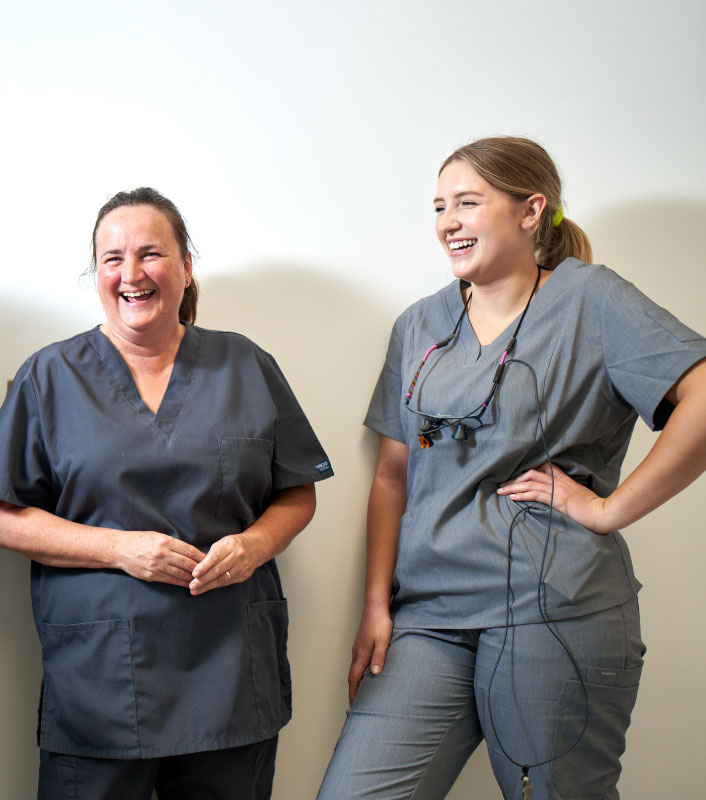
[
  {"xmin": 122, "ymin": 290, "xmax": 153, "ymax": 298},
  {"xmin": 448, "ymin": 239, "xmax": 477, "ymax": 250}
]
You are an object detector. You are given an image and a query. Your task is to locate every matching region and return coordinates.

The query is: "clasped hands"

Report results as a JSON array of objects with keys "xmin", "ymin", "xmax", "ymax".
[
  {"xmin": 497, "ymin": 461, "xmax": 613, "ymax": 534},
  {"xmin": 115, "ymin": 531, "xmax": 262, "ymax": 595}
]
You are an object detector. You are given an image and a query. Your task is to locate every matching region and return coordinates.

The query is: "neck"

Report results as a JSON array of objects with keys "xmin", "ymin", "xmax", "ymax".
[
  {"xmin": 464, "ymin": 261, "xmax": 545, "ymax": 321},
  {"xmin": 100, "ymin": 321, "xmax": 185, "ymax": 375}
]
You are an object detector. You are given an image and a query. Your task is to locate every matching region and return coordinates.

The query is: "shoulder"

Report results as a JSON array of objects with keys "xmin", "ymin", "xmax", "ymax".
[
  {"xmin": 189, "ymin": 326, "xmax": 283, "ymax": 380},
  {"xmin": 552, "ymin": 258, "xmax": 626, "ymax": 293},
  {"xmin": 549, "ymin": 258, "xmax": 652, "ymax": 317},
  {"xmin": 392, "ymin": 281, "xmax": 459, "ymax": 333},
  {"xmin": 16, "ymin": 328, "xmax": 100, "ymax": 380},
  {"xmin": 189, "ymin": 325, "xmax": 273, "ymax": 360}
]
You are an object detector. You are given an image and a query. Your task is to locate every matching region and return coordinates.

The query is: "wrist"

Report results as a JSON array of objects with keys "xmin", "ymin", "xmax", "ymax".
[
  {"xmin": 593, "ymin": 494, "xmax": 624, "ymax": 534},
  {"xmin": 362, "ymin": 591, "xmax": 392, "ymax": 614},
  {"xmin": 102, "ymin": 528, "xmax": 125, "ymax": 570},
  {"xmin": 236, "ymin": 530, "xmax": 270, "ymax": 568}
]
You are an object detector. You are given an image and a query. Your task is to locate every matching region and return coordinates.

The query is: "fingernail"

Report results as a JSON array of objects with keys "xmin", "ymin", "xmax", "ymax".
[{"xmin": 371, "ymin": 665, "xmax": 381, "ymax": 675}]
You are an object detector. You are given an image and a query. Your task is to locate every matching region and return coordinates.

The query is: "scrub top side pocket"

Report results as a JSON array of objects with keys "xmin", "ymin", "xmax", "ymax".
[
  {"xmin": 39, "ymin": 618, "xmax": 140, "ymax": 755},
  {"xmin": 216, "ymin": 437, "xmax": 274, "ymax": 526},
  {"xmin": 246, "ymin": 599, "xmax": 292, "ymax": 734}
]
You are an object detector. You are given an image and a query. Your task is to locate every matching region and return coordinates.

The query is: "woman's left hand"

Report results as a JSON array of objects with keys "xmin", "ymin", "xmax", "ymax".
[
  {"xmin": 189, "ymin": 533, "xmax": 263, "ymax": 596},
  {"xmin": 497, "ymin": 463, "xmax": 613, "ymax": 534}
]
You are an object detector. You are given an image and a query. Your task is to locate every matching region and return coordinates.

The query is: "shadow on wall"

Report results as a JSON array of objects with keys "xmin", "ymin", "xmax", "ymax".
[
  {"xmin": 588, "ymin": 198, "xmax": 706, "ymax": 331},
  {"xmin": 0, "ymin": 300, "xmax": 93, "ymax": 799},
  {"xmin": 190, "ymin": 265, "xmax": 398, "ymax": 798},
  {"xmin": 580, "ymin": 198, "xmax": 706, "ymax": 800},
  {"xmin": 197, "ymin": 264, "xmax": 503, "ymax": 798}
]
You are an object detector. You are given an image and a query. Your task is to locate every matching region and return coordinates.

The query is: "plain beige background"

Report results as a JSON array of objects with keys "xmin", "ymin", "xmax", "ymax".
[{"xmin": 1, "ymin": 1, "xmax": 704, "ymax": 797}]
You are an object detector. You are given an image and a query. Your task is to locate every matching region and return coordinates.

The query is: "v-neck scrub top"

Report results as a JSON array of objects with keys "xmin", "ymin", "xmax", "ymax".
[
  {"xmin": 365, "ymin": 259, "xmax": 706, "ymax": 629},
  {"xmin": 0, "ymin": 324, "xmax": 333, "ymax": 758}
]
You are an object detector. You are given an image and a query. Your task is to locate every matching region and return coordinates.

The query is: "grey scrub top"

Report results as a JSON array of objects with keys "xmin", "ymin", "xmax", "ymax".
[
  {"xmin": 0, "ymin": 324, "xmax": 333, "ymax": 758},
  {"xmin": 365, "ymin": 259, "xmax": 706, "ymax": 629}
]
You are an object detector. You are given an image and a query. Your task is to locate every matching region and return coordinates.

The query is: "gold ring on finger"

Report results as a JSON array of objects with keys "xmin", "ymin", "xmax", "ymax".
[{"xmin": 225, "ymin": 570, "xmax": 232, "ymax": 580}]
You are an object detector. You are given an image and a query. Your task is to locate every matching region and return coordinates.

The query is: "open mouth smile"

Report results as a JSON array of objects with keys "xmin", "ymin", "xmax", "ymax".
[
  {"xmin": 121, "ymin": 290, "xmax": 155, "ymax": 303},
  {"xmin": 448, "ymin": 238, "xmax": 477, "ymax": 253}
]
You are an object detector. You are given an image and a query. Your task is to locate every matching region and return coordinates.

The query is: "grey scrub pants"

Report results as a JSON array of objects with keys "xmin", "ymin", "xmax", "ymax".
[
  {"xmin": 318, "ymin": 600, "xmax": 643, "ymax": 800},
  {"xmin": 38, "ymin": 736, "xmax": 278, "ymax": 800}
]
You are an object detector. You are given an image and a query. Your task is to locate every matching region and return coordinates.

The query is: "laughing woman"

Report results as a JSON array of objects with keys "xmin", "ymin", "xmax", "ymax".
[
  {"xmin": 0, "ymin": 188, "xmax": 333, "ymax": 800},
  {"xmin": 317, "ymin": 137, "xmax": 706, "ymax": 799}
]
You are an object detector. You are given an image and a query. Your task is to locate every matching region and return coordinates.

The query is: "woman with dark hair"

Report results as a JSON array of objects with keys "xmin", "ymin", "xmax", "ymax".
[
  {"xmin": 318, "ymin": 137, "xmax": 706, "ymax": 799},
  {"xmin": 0, "ymin": 188, "xmax": 333, "ymax": 799}
]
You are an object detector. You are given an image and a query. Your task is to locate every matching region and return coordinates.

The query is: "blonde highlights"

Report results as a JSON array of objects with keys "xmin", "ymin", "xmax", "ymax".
[{"xmin": 440, "ymin": 137, "xmax": 592, "ymax": 269}]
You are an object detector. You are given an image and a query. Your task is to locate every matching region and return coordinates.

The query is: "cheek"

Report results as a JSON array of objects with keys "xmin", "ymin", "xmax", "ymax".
[{"xmin": 96, "ymin": 270, "xmax": 118, "ymax": 298}]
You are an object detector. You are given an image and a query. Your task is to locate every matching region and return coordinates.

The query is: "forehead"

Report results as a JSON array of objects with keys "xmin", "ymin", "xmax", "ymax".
[
  {"xmin": 436, "ymin": 159, "xmax": 495, "ymax": 196},
  {"xmin": 95, "ymin": 205, "xmax": 176, "ymax": 249}
]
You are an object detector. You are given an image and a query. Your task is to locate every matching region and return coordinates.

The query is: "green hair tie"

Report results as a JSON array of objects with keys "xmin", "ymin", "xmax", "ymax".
[{"xmin": 551, "ymin": 204, "xmax": 564, "ymax": 227}]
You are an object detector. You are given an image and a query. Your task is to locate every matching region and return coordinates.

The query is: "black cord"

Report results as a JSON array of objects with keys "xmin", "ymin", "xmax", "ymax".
[{"xmin": 485, "ymin": 357, "xmax": 590, "ymax": 777}]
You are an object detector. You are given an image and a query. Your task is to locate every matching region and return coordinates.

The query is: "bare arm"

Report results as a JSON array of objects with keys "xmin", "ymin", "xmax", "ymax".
[
  {"xmin": 0, "ymin": 501, "xmax": 204, "ymax": 586},
  {"xmin": 348, "ymin": 436, "xmax": 408, "ymax": 703},
  {"xmin": 498, "ymin": 358, "xmax": 706, "ymax": 532},
  {"xmin": 188, "ymin": 483, "xmax": 317, "ymax": 596}
]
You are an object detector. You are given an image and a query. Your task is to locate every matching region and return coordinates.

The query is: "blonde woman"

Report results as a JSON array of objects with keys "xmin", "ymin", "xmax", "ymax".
[{"xmin": 318, "ymin": 137, "xmax": 706, "ymax": 799}]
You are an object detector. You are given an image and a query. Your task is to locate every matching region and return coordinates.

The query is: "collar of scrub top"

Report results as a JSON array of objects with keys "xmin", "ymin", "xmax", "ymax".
[{"xmin": 404, "ymin": 265, "xmax": 543, "ymax": 448}]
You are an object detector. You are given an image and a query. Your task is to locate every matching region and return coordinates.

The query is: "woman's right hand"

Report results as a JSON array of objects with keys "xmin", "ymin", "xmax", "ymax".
[
  {"xmin": 348, "ymin": 604, "xmax": 393, "ymax": 704},
  {"xmin": 112, "ymin": 531, "xmax": 204, "ymax": 587}
]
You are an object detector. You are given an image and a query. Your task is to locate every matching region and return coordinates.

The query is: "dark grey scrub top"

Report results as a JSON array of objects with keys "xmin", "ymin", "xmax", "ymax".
[
  {"xmin": 0, "ymin": 325, "xmax": 333, "ymax": 758},
  {"xmin": 365, "ymin": 259, "xmax": 706, "ymax": 629}
]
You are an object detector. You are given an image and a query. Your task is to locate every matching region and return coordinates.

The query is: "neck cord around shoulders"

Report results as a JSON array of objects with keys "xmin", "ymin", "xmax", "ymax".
[{"xmin": 404, "ymin": 265, "xmax": 544, "ymax": 447}]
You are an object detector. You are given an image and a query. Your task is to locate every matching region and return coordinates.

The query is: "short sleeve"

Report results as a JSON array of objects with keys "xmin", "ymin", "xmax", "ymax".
[
  {"xmin": 600, "ymin": 276, "xmax": 706, "ymax": 430},
  {"xmin": 364, "ymin": 316, "xmax": 406, "ymax": 443},
  {"xmin": 258, "ymin": 352, "xmax": 333, "ymax": 493},
  {"xmin": 0, "ymin": 360, "xmax": 56, "ymax": 510}
]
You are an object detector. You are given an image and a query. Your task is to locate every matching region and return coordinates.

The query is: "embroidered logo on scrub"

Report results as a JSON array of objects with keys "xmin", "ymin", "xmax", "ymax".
[{"xmin": 314, "ymin": 460, "xmax": 331, "ymax": 473}]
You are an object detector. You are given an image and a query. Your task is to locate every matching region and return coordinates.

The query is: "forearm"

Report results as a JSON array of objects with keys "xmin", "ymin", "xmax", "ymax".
[
  {"xmin": 363, "ymin": 457, "xmax": 407, "ymax": 609},
  {"xmin": 238, "ymin": 484, "xmax": 317, "ymax": 568},
  {"xmin": 604, "ymin": 384, "xmax": 706, "ymax": 530},
  {"xmin": 363, "ymin": 479, "xmax": 404, "ymax": 608},
  {"xmin": 0, "ymin": 501, "xmax": 116, "ymax": 568}
]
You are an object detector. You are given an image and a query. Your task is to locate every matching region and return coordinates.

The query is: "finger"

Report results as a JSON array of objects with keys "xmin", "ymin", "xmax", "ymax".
[
  {"xmin": 498, "ymin": 469, "xmax": 550, "ymax": 489},
  {"xmin": 370, "ymin": 637, "xmax": 390, "ymax": 676},
  {"xmin": 348, "ymin": 649, "xmax": 371, "ymax": 698},
  {"xmin": 503, "ymin": 488, "xmax": 555, "ymax": 506},
  {"xmin": 191, "ymin": 556, "xmax": 233, "ymax": 584},
  {"xmin": 168, "ymin": 553, "xmax": 203, "ymax": 575},
  {"xmin": 498, "ymin": 477, "xmax": 551, "ymax": 495},
  {"xmin": 166, "ymin": 538, "xmax": 206, "ymax": 563},
  {"xmin": 191, "ymin": 550, "xmax": 224, "ymax": 579},
  {"xmin": 189, "ymin": 562, "xmax": 238, "ymax": 595}
]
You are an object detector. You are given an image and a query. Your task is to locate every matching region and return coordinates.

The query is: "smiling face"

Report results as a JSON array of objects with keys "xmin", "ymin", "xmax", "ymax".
[
  {"xmin": 434, "ymin": 159, "xmax": 540, "ymax": 284},
  {"xmin": 95, "ymin": 204, "xmax": 192, "ymax": 344}
]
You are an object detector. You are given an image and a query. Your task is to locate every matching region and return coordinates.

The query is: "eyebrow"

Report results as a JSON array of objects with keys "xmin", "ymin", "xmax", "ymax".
[
  {"xmin": 100, "ymin": 243, "xmax": 162, "ymax": 257},
  {"xmin": 433, "ymin": 190, "xmax": 484, "ymax": 204}
]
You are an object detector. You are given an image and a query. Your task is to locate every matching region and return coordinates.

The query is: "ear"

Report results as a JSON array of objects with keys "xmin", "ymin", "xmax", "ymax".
[
  {"xmin": 519, "ymin": 193, "xmax": 547, "ymax": 232},
  {"xmin": 184, "ymin": 251, "xmax": 193, "ymax": 287}
]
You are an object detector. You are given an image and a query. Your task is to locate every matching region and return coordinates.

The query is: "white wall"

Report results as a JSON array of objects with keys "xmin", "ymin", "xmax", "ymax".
[{"xmin": 1, "ymin": 1, "xmax": 704, "ymax": 796}]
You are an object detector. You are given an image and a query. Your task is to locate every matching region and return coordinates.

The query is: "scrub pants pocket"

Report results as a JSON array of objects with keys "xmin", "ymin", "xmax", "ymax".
[
  {"xmin": 247, "ymin": 600, "xmax": 292, "ymax": 732},
  {"xmin": 550, "ymin": 664, "xmax": 642, "ymax": 799},
  {"xmin": 39, "ymin": 619, "xmax": 139, "ymax": 753}
]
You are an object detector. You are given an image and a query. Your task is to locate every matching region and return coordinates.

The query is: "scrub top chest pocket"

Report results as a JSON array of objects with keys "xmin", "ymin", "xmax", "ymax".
[{"xmin": 216, "ymin": 437, "xmax": 274, "ymax": 525}]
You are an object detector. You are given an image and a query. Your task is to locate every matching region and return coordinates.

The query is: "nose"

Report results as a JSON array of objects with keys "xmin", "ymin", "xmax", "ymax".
[
  {"xmin": 121, "ymin": 254, "xmax": 144, "ymax": 285},
  {"xmin": 437, "ymin": 208, "xmax": 461, "ymax": 235}
]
